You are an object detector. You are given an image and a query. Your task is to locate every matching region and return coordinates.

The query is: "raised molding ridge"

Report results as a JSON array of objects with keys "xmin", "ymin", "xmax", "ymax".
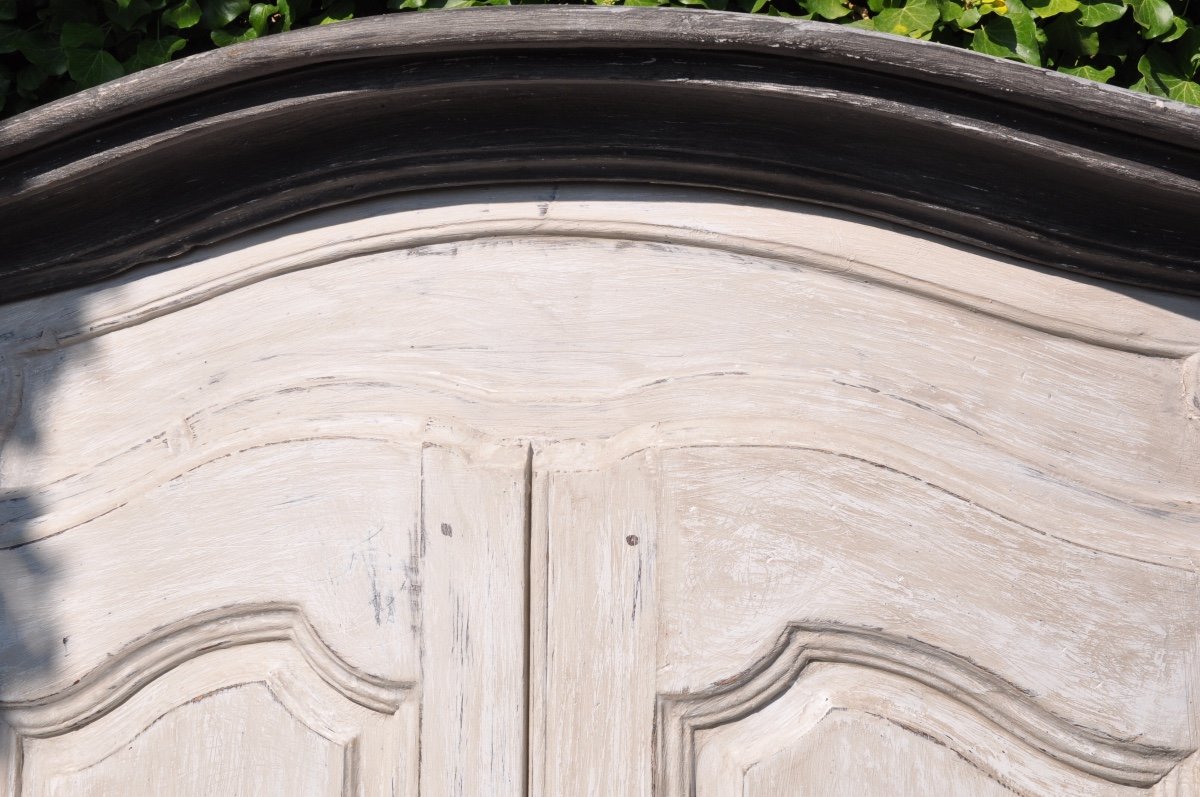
[
  {"xmin": 3, "ymin": 405, "xmax": 1195, "ymax": 568},
  {"xmin": 0, "ymin": 603, "xmax": 409, "ymax": 738},
  {"xmin": 12, "ymin": 221, "xmax": 1197, "ymax": 359},
  {"xmin": 4, "ymin": 408, "xmax": 1195, "ymax": 567},
  {"xmin": 0, "ymin": 413, "xmax": 526, "ymax": 549},
  {"xmin": 0, "ymin": 8, "xmax": 1197, "ymax": 300},
  {"xmin": 655, "ymin": 622, "xmax": 1194, "ymax": 793}
]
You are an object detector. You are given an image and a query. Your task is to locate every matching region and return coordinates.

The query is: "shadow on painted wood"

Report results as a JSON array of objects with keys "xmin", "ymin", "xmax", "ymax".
[{"xmin": 0, "ymin": 293, "xmax": 88, "ymax": 787}]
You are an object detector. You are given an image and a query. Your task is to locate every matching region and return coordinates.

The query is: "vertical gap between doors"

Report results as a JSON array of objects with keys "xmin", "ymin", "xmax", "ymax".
[{"xmin": 522, "ymin": 441, "xmax": 534, "ymax": 797}]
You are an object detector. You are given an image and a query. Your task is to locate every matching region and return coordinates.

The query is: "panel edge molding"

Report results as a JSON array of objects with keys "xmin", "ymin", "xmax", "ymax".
[
  {"xmin": 655, "ymin": 623, "xmax": 1194, "ymax": 793},
  {"xmin": 13, "ymin": 213, "xmax": 1196, "ymax": 359},
  {"xmin": 0, "ymin": 603, "xmax": 410, "ymax": 739}
]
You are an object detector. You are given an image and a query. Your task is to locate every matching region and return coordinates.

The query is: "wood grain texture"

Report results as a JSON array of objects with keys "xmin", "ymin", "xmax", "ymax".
[
  {"xmin": 1, "ymin": 186, "xmax": 1196, "ymax": 793},
  {"xmin": 658, "ymin": 624, "xmax": 1187, "ymax": 795},
  {"xmin": 4, "ymin": 191, "xmax": 1194, "ymax": 562},
  {"xmin": 418, "ymin": 443, "xmax": 529, "ymax": 797},
  {"xmin": 2, "ymin": 605, "xmax": 408, "ymax": 739},
  {"xmin": 1, "ymin": 9, "xmax": 1199, "ymax": 300},
  {"xmin": 17, "ymin": 641, "xmax": 413, "ymax": 797},
  {"xmin": 530, "ymin": 449, "xmax": 660, "ymax": 797}
]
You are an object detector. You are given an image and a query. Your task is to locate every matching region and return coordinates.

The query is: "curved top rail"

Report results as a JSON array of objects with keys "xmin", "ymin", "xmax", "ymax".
[
  {"xmin": 4, "ymin": 7, "xmax": 1200, "ymax": 155},
  {"xmin": 1, "ymin": 7, "xmax": 1198, "ymax": 300}
]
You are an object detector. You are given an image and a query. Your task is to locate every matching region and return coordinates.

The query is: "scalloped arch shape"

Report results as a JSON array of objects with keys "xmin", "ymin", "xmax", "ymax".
[
  {"xmin": 0, "ymin": 603, "xmax": 409, "ymax": 739},
  {"xmin": 655, "ymin": 622, "xmax": 1192, "ymax": 795}
]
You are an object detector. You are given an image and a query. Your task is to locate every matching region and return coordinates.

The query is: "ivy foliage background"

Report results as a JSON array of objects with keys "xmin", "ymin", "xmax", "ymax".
[{"xmin": 1, "ymin": 0, "xmax": 1198, "ymax": 119}]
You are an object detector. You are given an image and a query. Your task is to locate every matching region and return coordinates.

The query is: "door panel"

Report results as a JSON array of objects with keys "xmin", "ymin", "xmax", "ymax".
[
  {"xmin": 535, "ymin": 440, "xmax": 1198, "ymax": 796},
  {"xmin": 3, "ymin": 187, "xmax": 1199, "ymax": 794},
  {"xmin": 530, "ymin": 452, "xmax": 660, "ymax": 797},
  {"xmin": 654, "ymin": 446, "xmax": 1194, "ymax": 745},
  {"xmin": 419, "ymin": 442, "xmax": 530, "ymax": 796},
  {"xmin": 0, "ymin": 323, "xmax": 529, "ymax": 795},
  {"xmin": 2, "ymin": 432, "xmax": 529, "ymax": 796},
  {"xmin": 20, "ymin": 642, "xmax": 405, "ymax": 797},
  {"xmin": 2, "ymin": 436, "xmax": 423, "ymax": 794}
]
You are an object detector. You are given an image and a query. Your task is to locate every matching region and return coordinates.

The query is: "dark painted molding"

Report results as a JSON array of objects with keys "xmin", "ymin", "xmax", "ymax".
[{"xmin": 2, "ymin": 7, "xmax": 1199, "ymax": 303}]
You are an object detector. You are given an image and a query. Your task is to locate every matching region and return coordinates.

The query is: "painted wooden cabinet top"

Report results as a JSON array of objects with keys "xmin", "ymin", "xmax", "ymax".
[{"xmin": 1, "ymin": 9, "xmax": 1198, "ymax": 796}]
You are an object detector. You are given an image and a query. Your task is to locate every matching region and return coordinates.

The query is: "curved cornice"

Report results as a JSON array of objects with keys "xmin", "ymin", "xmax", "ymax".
[{"xmin": 1, "ymin": 7, "xmax": 1198, "ymax": 301}]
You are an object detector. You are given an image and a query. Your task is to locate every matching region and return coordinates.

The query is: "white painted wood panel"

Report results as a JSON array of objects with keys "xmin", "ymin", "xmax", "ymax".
[
  {"xmin": 1, "ymin": 186, "xmax": 1196, "ymax": 794},
  {"xmin": 20, "ymin": 642, "xmax": 408, "ymax": 797},
  {"xmin": 531, "ymin": 451, "xmax": 659, "ymax": 797},
  {"xmin": 419, "ymin": 442, "xmax": 529, "ymax": 797}
]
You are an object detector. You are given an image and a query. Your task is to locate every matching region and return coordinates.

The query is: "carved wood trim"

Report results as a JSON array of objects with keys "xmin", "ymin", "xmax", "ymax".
[
  {"xmin": 13, "ymin": 219, "xmax": 1197, "ymax": 359},
  {"xmin": 655, "ymin": 623, "xmax": 1194, "ymax": 793},
  {"xmin": 0, "ymin": 8, "xmax": 1197, "ymax": 300},
  {"xmin": 0, "ymin": 603, "xmax": 410, "ymax": 739}
]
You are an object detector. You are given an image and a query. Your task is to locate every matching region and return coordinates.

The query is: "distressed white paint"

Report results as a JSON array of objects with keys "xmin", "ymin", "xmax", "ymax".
[{"xmin": 0, "ymin": 186, "xmax": 1197, "ymax": 794}]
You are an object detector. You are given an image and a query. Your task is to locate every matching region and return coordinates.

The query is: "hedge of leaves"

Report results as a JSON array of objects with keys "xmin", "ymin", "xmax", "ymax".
[{"xmin": 1, "ymin": 0, "xmax": 1198, "ymax": 119}]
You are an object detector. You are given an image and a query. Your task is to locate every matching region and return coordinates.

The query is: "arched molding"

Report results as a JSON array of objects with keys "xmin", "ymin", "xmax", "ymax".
[
  {"xmin": 1, "ymin": 603, "xmax": 409, "ymax": 739},
  {"xmin": 0, "ymin": 9, "xmax": 1197, "ymax": 300},
  {"xmin": 655, "ymin": 622, "xmax": 1194, "ymax": 794}
]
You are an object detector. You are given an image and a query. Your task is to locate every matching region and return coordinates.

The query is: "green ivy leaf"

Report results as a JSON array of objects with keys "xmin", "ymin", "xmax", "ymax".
[
  {"xmin": 0, "ymin": 0, "xmax": 17, "ymax": 21},
  {"xmin": 1172, "ymin": 26, "xmax": 1200, "ymax": 76},
  {"xmin": 164, "ymin": 0, "xmax": 203, "ymax": 28},
  {"xmin": 805, "ymin": 0, "xmax": 853, "ymax": 19},
  {"xmin": 971, "ymin": 0, "xmax": 1042, "ymax": 64},
  {"xmin": 210, "ymin": 26, "xmax": 259, "ymax": 45},
  {"xmin": 1169, "ymin": 82, "xmax": 1200, "ymax": 103},
  {"xmin": 248, "ymin": 3, "xmax": 277, "ymax": 33},
  {"xmin": 16, "ymin": 63, "xmax": 48, "ymax": 94},
  {"xmin": 1137, "ymin": 45, "xmax": 1200, "ymax": 103},
  {"xmin": 202, "ymin": 0, "xmax": 251, "ymax": 28},
  {"xmin": 18, "ymin": 32, "xmax": 69, "ymax": 75},
  {"xmin": 60, "ymin": 22, "xmax": 106, "ymax": 50},
  {"xmin": 67, "ymin": 48, "xmax": 125, "ymax": 88},
  {"xmin": 1161, "ymin": 15, "xmax": 1189, "ymax": 42},
  {"xmin": 1057, "ymin": 62, "xmax": 1117, "ymax": 80},
  {"xmin": 867, "ymin": 0, "xmax": 902, "ymax": 14},
  {"xmin": 0, "ymin": 23, "xmax": 20, "ymax": 54},
  {"xmin": 1026, "ymin": 0, "xmax": 1078, "ymax": 18},
  {"xmin": 874, "ymin": 0, "xmax": 940, "ymax": 36},
  {"xmin": 940, "ymin": 1, "xmax": 983, "ymax": 27},
  {"xmin": 1045, "ymin": 12, "xmax": 1100, "ymax": 55},
  {"xmin": 1073, "ymin": 0, "xmax": 1124, "ymax": 25},
  {"xmin": 105, "ymin": 0, "xmax": 157, "ymax": 28},
  {"xmin": 274, "ymin": 0, "xmax": 293, "ymax": 28},
  {"xmin": 124, "ymin": 35, "xmax": 187, "ymax": 71},
  {"xmin": 1130, "ymin": 0, "xmax": 1173, "ymax": 38}
]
